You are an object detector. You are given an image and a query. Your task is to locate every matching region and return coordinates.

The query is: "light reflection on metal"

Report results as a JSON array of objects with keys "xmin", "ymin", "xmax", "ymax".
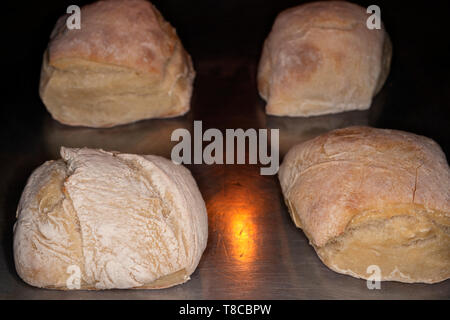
[
  {"xmin": 229, "ymin": 207, "xmax": 256, "ymax": 263},
  {"xmin": 206, "ymin": 173, "xmax": 262, "ymax": 268}
]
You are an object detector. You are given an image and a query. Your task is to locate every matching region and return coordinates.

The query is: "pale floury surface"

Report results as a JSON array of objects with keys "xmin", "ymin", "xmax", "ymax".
[
  {"xmin": 258, "ymin": 1, "xmax": 392, "ymax": 117},
  {"xmin": 13, "ymin": 147, "xmax": 208, "ymax": 289},
  {"xmin": 40, "ymin": 0, "xmax": 195, "ymax": 127},
  {"xmin": 279, "ymin": 126, "xmax": 450, "ymax": 283}
]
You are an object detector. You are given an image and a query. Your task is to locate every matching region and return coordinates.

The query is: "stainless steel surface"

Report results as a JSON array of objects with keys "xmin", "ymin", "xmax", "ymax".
[
  {"xmin": 1, "ymin": 53, "xmax": 449, "ymax": 299},
  {"xmin": 2, "ymin": 0, "xmax": 450, "ymax": 299}
]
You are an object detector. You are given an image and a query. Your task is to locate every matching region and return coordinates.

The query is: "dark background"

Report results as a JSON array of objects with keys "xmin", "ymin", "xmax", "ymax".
[
  {"xmin": 2, "ymin": 0, "xmax": 450, "ymax": 154},
  {"xmin": 1, "ymin": 0, "xmax": 449, "ymax": 299}
]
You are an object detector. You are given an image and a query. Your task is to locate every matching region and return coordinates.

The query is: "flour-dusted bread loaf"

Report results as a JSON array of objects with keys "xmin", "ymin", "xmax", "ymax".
[
  {"xmin": 39, "ymin": 0, "xmax": 195, "ymax": 128},
  {"xmin": 258, "ymin": 1, "xmax": 392, "ymax": 117},
  {"xmin": 279, "ymin": 127, "xmax": 450, "ymax": 283},
  {"xmin": 13, "ymin": 147, "xmax": 207, "ymax": 289}
]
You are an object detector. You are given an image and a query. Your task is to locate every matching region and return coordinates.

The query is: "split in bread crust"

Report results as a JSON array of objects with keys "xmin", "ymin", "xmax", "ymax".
[
  {"xmin": 279, "ymin": 126, "xmax": 450, "ymax": 283},
  {"xmin": 13, "ymin": 147, "xmax": 208, "ymax": 289}
]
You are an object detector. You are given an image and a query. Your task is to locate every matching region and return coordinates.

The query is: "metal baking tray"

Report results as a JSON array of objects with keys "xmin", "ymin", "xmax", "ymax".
[{"xmin": 1, "ymin": 0, "xmax": 449, "ymax": 299}]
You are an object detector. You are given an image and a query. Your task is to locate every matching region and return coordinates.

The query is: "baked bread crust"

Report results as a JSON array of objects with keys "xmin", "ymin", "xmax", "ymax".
[
  {"xmin": 258, "ymin": 1, "xmax": 392, "ymax": 117},
  {"xmin": 13, "ymin": 147, "xmax": 208, "ymax": 289},
  {"xmin": 40, "ymin": 0, "xmax": 195, "ymax": 127},
  {"xmin": 279, "ymin": 126, "xmax": 450, "ymax": 283}
]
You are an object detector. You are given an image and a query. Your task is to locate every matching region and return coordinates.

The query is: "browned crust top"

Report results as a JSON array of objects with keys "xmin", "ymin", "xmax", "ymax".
[
  {"xmin": 48, "ymin": 0, "xmax": 179, "ymax": 74},
  {"xmin": 279, "ymin": 126, "xmax": 450, "ymax": 247}
]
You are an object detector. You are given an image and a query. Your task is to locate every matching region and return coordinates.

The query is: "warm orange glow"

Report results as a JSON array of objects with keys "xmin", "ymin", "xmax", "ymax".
[
  {"xmin": 206, "ymin": 172, "xmax": 265, "ymax": 268},
  {"xmin": 228, "ymin": 206, "xmax": 256, "ymax": 263}
]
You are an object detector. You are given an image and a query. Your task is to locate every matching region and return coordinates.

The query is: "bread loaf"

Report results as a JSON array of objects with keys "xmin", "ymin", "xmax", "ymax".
[
  {"xmin": 279, "ymin": 126, "xmax": 450, "ymax": 283},
  {"xmin": 39, "ymin": 0, "xmax": 195, "ymax": 128},
  {"xmin": 13, "ymin": 147, "xmax": 208, "ymax": 289},
  {"xmin": 258, "ymin": 1, "xmax": 392, "ymax": 117}
]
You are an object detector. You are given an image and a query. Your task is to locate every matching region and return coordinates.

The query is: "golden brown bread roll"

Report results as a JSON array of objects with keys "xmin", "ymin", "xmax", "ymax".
[
  {"xmin": 13, "ymin": 147, "xmax": 208, "ymax": 289},
  {"xmin": 279, "ymin": 126, "xmax": 450, "ymax": 283},
  {"xmin": 258, "ymin": 1, "xmax": 392, "ymax": 117},
  {"xmin": 39, "ymin": 0, "xmax": 195, "ymax": 128}
]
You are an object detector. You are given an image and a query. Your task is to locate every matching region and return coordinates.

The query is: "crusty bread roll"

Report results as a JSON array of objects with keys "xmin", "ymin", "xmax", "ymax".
[
  {"xmin": 39, "ymin": 0, "xmax": 195, "ymax": 128},
  {"xmin": 13, "ymin": 147, "xmax": 207, "ymax": 289},
  {"xmin": 258, "ymin": 1, "xmax": 392, "ymax": 117},
  {"xmin": 279, "ymin": 126, "xmax": 450, "ymax": 283}
]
